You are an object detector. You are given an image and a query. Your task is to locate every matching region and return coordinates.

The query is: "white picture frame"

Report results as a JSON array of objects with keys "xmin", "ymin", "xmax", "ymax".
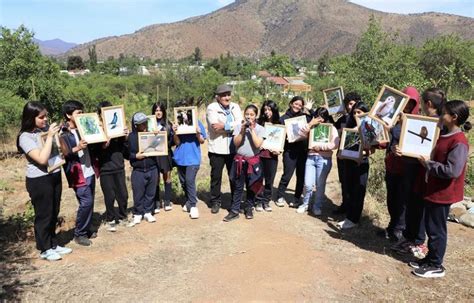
[{"xmin": 174, "ymin": 106, "xmax": 197, "ymax": 135}]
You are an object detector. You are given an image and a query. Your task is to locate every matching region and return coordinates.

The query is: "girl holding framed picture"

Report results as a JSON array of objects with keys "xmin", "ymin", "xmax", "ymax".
[{"xmin": 17, "ymin": 101, "xmax": 72, "ymax": 261}]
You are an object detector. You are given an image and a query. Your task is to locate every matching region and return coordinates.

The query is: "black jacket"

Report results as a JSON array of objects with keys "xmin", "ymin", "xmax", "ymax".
[
  {"xmin": 279, "ymin": 109, "xmax": 312, "ymax": 152},
  {"xmin": 127, "ymin": 131, "xmax": 158, "ymax": 172},
  {"xmin": 97, "ymin": 137, "xmax": 129, "ymax": 175}
]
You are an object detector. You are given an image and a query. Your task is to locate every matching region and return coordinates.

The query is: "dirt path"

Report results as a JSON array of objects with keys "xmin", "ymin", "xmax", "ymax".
[{"xmin": 1, "ymin": 152, "xmax": 474, "ymax": 301}]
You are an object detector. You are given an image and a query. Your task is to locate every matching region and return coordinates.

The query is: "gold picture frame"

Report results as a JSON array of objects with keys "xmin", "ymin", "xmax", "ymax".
[
  {"xmin": 75, "ymin": 113, "xmax": 107, "ymax": 144},
  {"xmin": 355, "ymin": 113, "xmax": 389, "ymax": 148},
  {"xmin": 174, "ymin": 106, "xmax": 198, "ymax": 135},
  {"xmin": 337, "ymin": 128, "xmax": 363, "ymax": 163},
  {"xmin": 39, "ymin": 132, "xmax": 66, "ymax": 172},
  {"xmin": 100, "ymin": 105, "xmax": 127, "ymax": 138},
  {"xmin": 138, "ymin": 131, "xmax": 168, "ymax": 157},
  {"xmin": 323, "ymin": 86, "xmax": 345, "ymax": 115},
  {"xmin": 368, "ymin": 85, "xmax": 410, "ymax": 128},
  {"xmin": 399, "ymin": 114, "xmax": 440, "ymax": 159},
  {"xmin": 261, "ymin": 123, "xmax": 286, "ymax": 152},
  {"xmin": 146, "ymin": 115, "xmax": 159, "ymax": 132},
  {"xmin": 308, "ymin": 123, "xmax": 333, "ymax": 149}
]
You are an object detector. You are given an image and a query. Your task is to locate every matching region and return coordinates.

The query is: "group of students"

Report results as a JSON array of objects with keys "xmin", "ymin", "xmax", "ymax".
[{"xmin": 17, "ymin": 84, "xmax": 470, "ymax": 279}]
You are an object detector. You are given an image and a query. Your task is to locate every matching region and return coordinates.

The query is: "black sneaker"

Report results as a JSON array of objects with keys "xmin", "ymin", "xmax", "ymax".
[
  {"xmin": 223, "ymin": 211, "xmax": 239, "ymax": 222},
  {"xmin": 211, "ymin": 203, "xmax": 221, "ymax": 214},
  {"xmin": 87, "ymin": 231, "xmax": 98, "ymax": 239},
  {"xmin": 389, "ymin": 230, "xmax": 403, "ymax": 243},
  {"xmin": 245, "ymin": 208, "xmax": 254, "ymax": 219},
  {"xmin": 74, "ymin": 236, "xmax": 92, "ymax": 246},
  {"xmin": 263, "ymin": 202, "xmax": 272, "ymax": 212},
  {"xmin": 408, "ymin": 259, "xmax": 427, "ymax": 269},
  {"xmin": 412, "ymin": 264, "xmax": 445, "ymax": 278}
]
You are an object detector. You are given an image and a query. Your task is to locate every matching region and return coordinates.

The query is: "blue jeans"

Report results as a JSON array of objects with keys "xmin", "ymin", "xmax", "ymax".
[
  {"xmin": 131, "ymin": 168, "xmax": 158, "ymax": 215},
  {"xmin": 177, "ymin": 165, "xmax": 200, "ymax": 208},
  {"xmin": 302, "ymin": 155, "xmax": 332, "ymax": 211},
  {"xmin": 74, "ymin": 176, "xmax": 96, "ymax": 237}
]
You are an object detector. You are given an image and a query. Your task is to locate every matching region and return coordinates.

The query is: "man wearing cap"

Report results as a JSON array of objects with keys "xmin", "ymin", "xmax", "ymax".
[{"xmin": 206, "ymin": 84, "xmax": 243, "ymax": 213}]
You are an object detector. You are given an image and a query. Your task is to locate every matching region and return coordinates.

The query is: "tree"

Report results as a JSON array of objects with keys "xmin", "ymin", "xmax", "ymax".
[
  {"xmin": 261, "ymin": 53, "xmax": 295, "ymax": 77},
  {"xmin": 193, "ymin": 47, "xmax": 202, "ymax": 64},
  {"xmin": 420, "ymin": 35, "xmax": 473, "ymax": 95},
  {"xmin": 88, "ymin": 44, "xmax": 98, "ymax": 71},
  {"xmin": 67, "ymin": 55, "xmax": 85, "ymax": 70},
  {"xmin": 0, "ymin": 25, "xmax": 65, "ymax": 118}
]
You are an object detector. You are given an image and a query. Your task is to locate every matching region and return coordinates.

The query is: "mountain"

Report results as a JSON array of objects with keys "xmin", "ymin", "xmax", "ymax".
[
  {"xmin": 34, "ymin": 38, "xmax": 77, "ymax": 55},
  {"xmin": 65, "ymin": 0, "xmax": 474, "ymax": 60}
]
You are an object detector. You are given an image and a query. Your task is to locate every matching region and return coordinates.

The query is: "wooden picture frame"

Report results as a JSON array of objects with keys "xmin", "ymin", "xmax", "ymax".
[
  {"xmin": 399, "ymin": 114, "xmax": 440, "ymax": 159},
  {"xmin": 355, "ymin": 113, "xmax": 389, "ymax": 148},
  {"xmin": 138, "ymin": 131, "xmax": 168, "ymax": 157},
  {"xmin": 101, "ymin": 105, "xmax": 126, "ymax": 138},
  {"xmin": 39, "ymin": 132, "xmax": 65, "ymax": 172},
  {"xmin": 338, "ymin": 128, "xmax": 363, "ymax": 163},
  {"xmin": 174, "ymin": 106, "xmax": 198, "ymax": 134},
  {"xmin": 323, "ymin": 86, "xmax": 345, "ymax": 115},
  {"xmin": 262, "ymin": 123, "xmax": 286, "ymax": 152},
  {"xmin": 75, "ymin": 113, "xmax": 107, "ymax": 144},
  {"xmin": 369, "ymin": 85, "xmax": 409, "ymax": 127},
  {"xmin": 308, "ymin": 123, "xmax": 333, "ymax": 149},
  {"xmin": 284, "ymin": 115, "xmax": 308, "ymax": 143},
  {"xmin": 146, "ymin": 115, "xmax": 159, "ymax": 132}
]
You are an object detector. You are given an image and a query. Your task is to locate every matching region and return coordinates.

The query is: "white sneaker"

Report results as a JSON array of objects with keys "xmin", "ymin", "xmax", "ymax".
[
  {"xmin": 53, "ymin": 245, "xmax": 72, "ymax": 255},
  {"xmin": 312, "ymin": 208, "xmax": 322, "ymax": 216},
  {"xmin": 40, "ymin": 249, "xmax": 62, "ymax": 261},
  {"xmin": 106, "ymin": 221, "xmax": 117, "ymax": 232},
  {"xmin": 182, "ymin": 203, "xmax": 189, "ymax": 212},
  {"xmin": 154, "ymin": 208, "xmax": 160, "ymax": 214},
  {"xmin": 189, "ymin": 207, "xmax": 199, "ymax": 219},
  {"xmin": 336, "ymin": 219, "xmax": 357, "ymax": 230},
  {"xmin": 296, "ymin": 204, "xmax": 308, "ymax": 214},
  {"xmin": 133, "ymin": 215, "xmax": 142, "ymax": 225},
  {"xmin": 144, "ymin": 213, "xmax": 156, "ymax": 223},
  {"xmin": 164, "ymin": 205, "xmax": 173, "ymax": 211},
  {"xmin": 275, "ymin": 197, "xmax": 286, "ymax": 207}
]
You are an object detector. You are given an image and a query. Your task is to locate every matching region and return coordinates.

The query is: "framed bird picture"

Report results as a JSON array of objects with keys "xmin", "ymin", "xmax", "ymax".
[
  {"xmin": 337, "ymin": 128, "xmax": 363, "ymax": 163},
  {"xmin": 101, "ymin": 105, "xmax": 127, "ymax": 138},
  {"xmin": 308, "ymin": 123, "xmax": 333, "ymax": 148},
  {"xmin": 174, "ymin": 106, "xmax": 198, "ymax": 135},
  {"xmin": 369, "ymin": 85, "xmax": 410, "ymax": 128},
  {"xmin": 146, "ymin": 115, "xmax": 159, "ymax": 132},
  {"xmin": 138, "ymin": 131, "xmax": 168, "ymax": 157},
  {"xmin": 75, "ymin": 113, "xmax": 107, "ymax": 144},
  {"xmin": 39, "ymin": 132, "xmax": 65, "ymax": 172},
  {"xmin": 323, "ymin": 86, "xmax": 345, "ymax": 115},
  {"xmin": 399, "ymin": 114, "xmax": 440, "ymax": 159},
  {"xmin": 355, "ymin": 113, "xmax": 389, "ymax": 148},
  {"xmin": 262, "ymin": 123, "xmax": 286, "ymax": 152}
]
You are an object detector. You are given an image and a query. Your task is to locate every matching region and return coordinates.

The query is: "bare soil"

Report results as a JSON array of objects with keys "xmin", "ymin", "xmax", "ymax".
[{"xmin": 1, "ymin": 145, "xmax": 473, "ymax": 302}]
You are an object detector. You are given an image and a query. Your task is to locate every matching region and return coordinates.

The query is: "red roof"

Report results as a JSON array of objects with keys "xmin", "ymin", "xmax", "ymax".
[{"xmin": 267, "ymin": 76, "xmax": 289, "ymax": 85}]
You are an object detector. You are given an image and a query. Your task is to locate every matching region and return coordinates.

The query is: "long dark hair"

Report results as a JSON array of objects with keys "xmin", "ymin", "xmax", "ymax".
[
  {"xmin": 313, "ymin": 107, "xmax": 335, "ymax": 124},
  {"xmin": 444, "ymin": 100, "xmax": 471, "ymax": 132},
  {"xmin": 17, "ymin": 101, "xmax": 47, "ymax": 153},
  {"xmin": 346, "ymin": 101, "xmax": 369, "ymax": 128},
  {"xmin": 422, "ymin": 88, "xmax": 447, "ymax": 116},
  {"xmin": 97, "ymin": 100, "xmax": 113, "ymax": 115},
  {"xmin": 151, "ymin": 102, "xmax": 167, "ymax": 126},
  {"xmin": 258, "ymin": 100, "xmax": 280, "ymax": 125}
]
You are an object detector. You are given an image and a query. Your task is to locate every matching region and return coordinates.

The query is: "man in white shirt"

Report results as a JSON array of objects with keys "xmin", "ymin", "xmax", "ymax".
[{"xmin": 206, "ymin": 84, "xmax": 242, "ymax": 213}]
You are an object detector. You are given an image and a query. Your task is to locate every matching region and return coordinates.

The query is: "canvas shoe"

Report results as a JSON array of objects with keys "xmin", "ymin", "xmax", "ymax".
[
  {"xmin": 263, "ymin": 202, "xmax": 272, "ymax": 212},
  {"xmin": 244, "ymin": 208, "xmax": 254, "ymax": 219},
  {"xmin": 223, "ymin": 211, "xmax": 240, "ymax": 222},
  {"xmin": 74, "ymin": 236, "xmax": 92, "ymax": 246},
  {"xmin": 182, "ymin": 203, "xmax": 189, "ymax": 212},
  {"xmin": 412, "ymin": 264, "xmax": 445, "ymax": 278},
  {"xmin": 296, "ymin": 204, "xmax": 308, "ymax": 214},
  {"xmin": 154, "ymin": 208, "xmax": 161, "ymax": 214},
  {"xmin": 53, "ymin": 246, "xmax": 72, "ymax": 255},
  {"xmin": 275, "ymin": 197, "xmax": 286, "ymax": 207},
  {"xmin": 40, "ymin": 249, "xmax": 62, "ymax": 261},
  {"xmin": 255, "ymin": 203, "xmax": 264, "ymax": 212},
  {"xmin": 144, "ymin": 213, "xmax": 156, "ymax": 223},
  {"xmin": 106, "ymin": 221, "xmax": 117, "ymax": 232},
  {"xmin": 164, "ymin": 201, "xmax": 173, "ymax": 211},
  {"xmin": 133, "ymin": 215, "xmax": 142, "ymax": 225},
  {"xmin": 189, "ymin": 207, "xmax": 199, "ymax": 219},
  {"xmin": 336, "ymin": 219, "xmax": 357, "ymax": 230}
]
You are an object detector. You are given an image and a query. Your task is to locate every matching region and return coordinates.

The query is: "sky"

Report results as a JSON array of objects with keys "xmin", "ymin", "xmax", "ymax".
[{"xmin": 0, "ymin": 0, "xmax": 472, "ymax": 44}]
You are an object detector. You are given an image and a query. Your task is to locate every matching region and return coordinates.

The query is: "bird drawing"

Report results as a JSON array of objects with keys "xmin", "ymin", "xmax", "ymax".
[
  {"xmin": 109, "ymin": 112, "xmax": 118, "ymax": 129},
  {"xmin": 407, "ymin": 126, "xmax": 431, "ymax": 144},
  {"xmin": 144, "ymin": 135, "xmax": 163, "ymax": 152},
  {"xmin": 267, "ymin": 128, "xmax": 280, "ymax": 141},
  {"xmin": 376, "ymin": 96, "xmax": 396, "ymax": 118}
]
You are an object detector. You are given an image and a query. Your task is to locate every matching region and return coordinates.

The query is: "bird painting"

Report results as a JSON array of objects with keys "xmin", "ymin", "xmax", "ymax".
[
  {"xmin": 376, "ymin": 95, "xmax": 396, "ymax": 118},
  {"xmin": 267, "ymin": 128, "xmax": 281, "ymax": 141},
  {"xmin": 408, "ymin": 126, "xmax": 431, "ymax": 144},
  {"xmin": 144, "ymin": 135, "xmax": 164, "ymax": 152},
  {"xmin": 108, "ymin": 112, "xmax": 118, "ymax": 129}
]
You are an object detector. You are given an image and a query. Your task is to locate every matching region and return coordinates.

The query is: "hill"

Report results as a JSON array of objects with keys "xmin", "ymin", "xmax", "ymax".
[
  {"xmin": 34, "ymin": 38, "xmax": 77, "ymax": 55},
  {"xmin": 63, "ymin": 0, "xmax": 474, "ymax": 60}
]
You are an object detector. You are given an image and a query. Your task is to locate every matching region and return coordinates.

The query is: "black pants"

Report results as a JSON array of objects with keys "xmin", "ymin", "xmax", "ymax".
[
  {"xmin": 209, "ymin": 152, "xmax": 235, "ymax": 206},
  {"xmin": 344, "ymin": 160, "xmax": 369, "ymax": 224},
  {"xmin": 277, "ymin": 149, "xmax": 307, "ymax": 201},
  {"xmin": 230, "ymin": 162, "xmax": 256, "ymax": 213},
  {"xmin": 154, "ymin": 173, "xmax": 172, "ymax": 208},
  {"xmin": 337, "ymin": 158, "xmax": 348, "ymax": 211},
  {"xmin": 404, "ymin": 193, "xmax": 426, "ymax": 245},
  {"xmin": 424, "ymin": 200, "xmax": 450, "ymax": 267},
  {"xmin": 257, "ymin": 157, "xmax": 278, "ymax": 204},
  {"xmin": 385, "ymin": 172, "xmax": 406, "ymax": 233},
  {"xmin": 100, "ymin": 171, "xmax": 128, "ymax": 222},
  {"xmin": 26, "ymin": 172, "xmax": 62, "ymax": 252}
]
